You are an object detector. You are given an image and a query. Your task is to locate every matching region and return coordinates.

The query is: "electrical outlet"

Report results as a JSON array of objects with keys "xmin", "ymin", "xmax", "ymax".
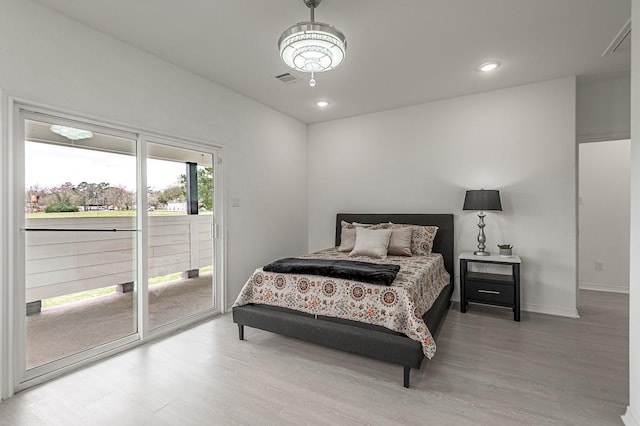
[{"xmin": 595, "ymin": 260, "xmax": 604, "ymax": 271}]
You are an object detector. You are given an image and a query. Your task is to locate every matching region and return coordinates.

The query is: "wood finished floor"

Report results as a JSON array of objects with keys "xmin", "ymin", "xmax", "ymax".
[{"xmin": 0, "ymin": 290, "xmax": 628, "ymax": 425}]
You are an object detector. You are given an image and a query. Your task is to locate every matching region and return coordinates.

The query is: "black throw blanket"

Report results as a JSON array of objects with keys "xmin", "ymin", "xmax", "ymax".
[{"xmin": 262, "ymin": 258, "xmax": 400, "ymax": 286}]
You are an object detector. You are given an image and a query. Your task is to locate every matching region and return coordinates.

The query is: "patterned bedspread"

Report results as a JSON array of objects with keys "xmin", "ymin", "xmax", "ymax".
[{"xmin": 232, "ymin": 247, "xmax": 450, "ymax": 359}]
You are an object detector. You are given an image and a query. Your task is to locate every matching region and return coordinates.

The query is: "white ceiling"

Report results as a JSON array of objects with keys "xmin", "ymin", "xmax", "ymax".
[{"xmin": 32, "ymin": 0, "xmax": 631, "ymax": 124}]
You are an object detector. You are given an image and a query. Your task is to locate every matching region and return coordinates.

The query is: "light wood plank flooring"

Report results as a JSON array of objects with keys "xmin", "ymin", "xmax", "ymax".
[{"xmin": 0, "ymin": 290, "xmax": 627, "ymax": 425}]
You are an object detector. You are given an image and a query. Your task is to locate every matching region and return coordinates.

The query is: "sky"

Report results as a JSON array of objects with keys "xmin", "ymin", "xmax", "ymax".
[{"xmin": 25, "ymin": 142, "xmax": 186, "ymax": 191}]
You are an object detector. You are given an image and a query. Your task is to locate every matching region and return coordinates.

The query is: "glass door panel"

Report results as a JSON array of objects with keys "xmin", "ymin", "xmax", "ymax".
[
  {"xmin": 146, "ymin": 142, "xmax": 214, "ymax": 329},
  {"xmin": 24, "ymin": 118, "xmax": 137, "ymax": 370}
]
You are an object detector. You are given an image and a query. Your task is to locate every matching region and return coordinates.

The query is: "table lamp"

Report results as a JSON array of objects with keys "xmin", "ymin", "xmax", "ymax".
[{"xmin": 463, "ymin": 189, "xmax": 502, "ymax": 256}]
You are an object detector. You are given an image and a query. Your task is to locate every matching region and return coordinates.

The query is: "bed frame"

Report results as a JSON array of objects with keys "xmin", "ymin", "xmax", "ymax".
[{"xmin": 232, "ymin": 213, "xmax": 454, "ymax": 388}]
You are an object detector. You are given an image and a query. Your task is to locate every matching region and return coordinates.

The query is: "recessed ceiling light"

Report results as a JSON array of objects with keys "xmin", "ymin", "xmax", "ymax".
[
  {"xmin": 478, "ymin": 61, "xmax": 500, "ymax": 72},
  {"xmin": 316, "ymin": 100, "xmax": 329, "ymax": 108}
]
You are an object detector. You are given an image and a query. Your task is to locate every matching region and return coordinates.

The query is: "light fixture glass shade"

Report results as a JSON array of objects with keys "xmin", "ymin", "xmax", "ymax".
[
  {"xmin": 50, "ymin": 125, "xmax": 94, "ymax": 141},
  {"xmin": 278, "ymin": 22, "xmax": 346, "ymax": 73}
]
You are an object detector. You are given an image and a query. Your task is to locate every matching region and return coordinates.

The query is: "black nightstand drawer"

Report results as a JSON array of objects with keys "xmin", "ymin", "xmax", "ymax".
[{"xmin": 465, "ymin": 280, "xmax": 513, "ymax": 305}]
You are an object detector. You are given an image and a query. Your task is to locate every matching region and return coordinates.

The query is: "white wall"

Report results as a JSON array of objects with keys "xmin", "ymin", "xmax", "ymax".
[
  {"xmin": 308, "ymin": 77, "xmax": 577, "ymax": 317},
  {"xmin": 579, "ymin": 140, "xmax": 630, "ymax": 293},
  {"xmin": 0, "ymin": 0, "xmax": 308, "ymax": 309},
  {"xmin": 623, "ymin": 2, "xmax": 640, "ymax": 424},
  {"xmin": 577, "ymin": 72, "xmax": 631, "ymax": 143}
]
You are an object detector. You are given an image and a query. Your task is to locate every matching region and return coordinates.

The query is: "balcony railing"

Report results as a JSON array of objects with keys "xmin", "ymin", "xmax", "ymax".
[{"xmin": 25, "ymin": 215, "xmax": 213, "ymax": 302}]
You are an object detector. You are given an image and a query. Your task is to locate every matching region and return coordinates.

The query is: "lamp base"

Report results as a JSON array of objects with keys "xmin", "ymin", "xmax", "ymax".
[{"xmin": 474, "ymin": 250, "xmax": 491, "ymax": 256}]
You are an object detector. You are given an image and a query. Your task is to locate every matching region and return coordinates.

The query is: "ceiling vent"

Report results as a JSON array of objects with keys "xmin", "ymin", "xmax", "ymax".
[
  {"xmin": 603, "ymin": 19, "xmax": 631, "ymax": 56},
  {"xmin": 275, "ymin": 72, "xmax": 301, "ymax": 84}
]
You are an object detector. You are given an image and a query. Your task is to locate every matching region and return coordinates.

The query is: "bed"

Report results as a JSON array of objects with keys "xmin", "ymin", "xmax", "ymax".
[{"xmin": 232, "ymin": 213, "xmax": 454, "ymax": 388}]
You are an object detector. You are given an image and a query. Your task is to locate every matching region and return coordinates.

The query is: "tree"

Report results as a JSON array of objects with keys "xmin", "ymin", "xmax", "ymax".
[
  {"xmin": 104, "ymin": 186, "xmax": 130, "ymax": 209},
  {"xmin": 147, "ymin": 187, "xmax": 160, "ymax": 210},
  {"xmin": 25, "ymin": 181, "xmax": 136, "ymax": 213},
  {"xmin": 76, "ymin": 181, "xmax": 89, "ymax": 206},
  {"xmin": 158, "ymin": 185, "xmax": 185, "ymax": 206},
  {"xmin": 53, "ymin": 182, "xmax": 79, "ymax": 206},
  {"xmin": 197, "ymin": 166, "xmax": 213, "ymax": 211}
]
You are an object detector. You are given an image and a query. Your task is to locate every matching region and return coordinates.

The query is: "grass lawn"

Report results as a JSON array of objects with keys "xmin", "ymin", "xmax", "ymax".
[{"xmin": 42, "ymin": 265, "xmax": 214, "ymax": 309}]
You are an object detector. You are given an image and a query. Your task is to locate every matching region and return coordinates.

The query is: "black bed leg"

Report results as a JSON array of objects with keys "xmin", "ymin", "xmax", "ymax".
[
  {"xmin": 238, "ymin": 324, "xmax": 244, "ymax": 340},
  {"xmin": 403, "ymin": 366, "xmax": 411, "ymax": 388}
]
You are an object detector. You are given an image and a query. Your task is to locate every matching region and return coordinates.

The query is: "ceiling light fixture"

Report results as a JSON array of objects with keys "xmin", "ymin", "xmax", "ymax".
[
  {"xmin": 478, "ymin": 61, "xmax": 500, "ymax": 72},
  {"xmin": 278, "ymin": 0, "xmax": 347, "ymax": 87},
  {"xmin": 316, "ymin": 100, "xmax": 329, "ymax": 107},
  {"xmin": 50, "ymin": 125, "xmax": 94, "ymax": 141}
]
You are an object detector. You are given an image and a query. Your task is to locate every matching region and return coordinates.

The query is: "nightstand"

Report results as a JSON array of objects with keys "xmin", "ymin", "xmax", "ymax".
[{"xmin": 459, "ymin": 252, "xmax": 521, "ymax": 321}]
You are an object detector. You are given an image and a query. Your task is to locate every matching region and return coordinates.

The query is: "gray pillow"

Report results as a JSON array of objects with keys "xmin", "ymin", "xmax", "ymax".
[
  {"xmin": 387, "ymin": 226, "xmax": 413, "ymax": 256},
  {"xmin": 338, "ymin": 227, "xmax": 356, "ymax": 252}
]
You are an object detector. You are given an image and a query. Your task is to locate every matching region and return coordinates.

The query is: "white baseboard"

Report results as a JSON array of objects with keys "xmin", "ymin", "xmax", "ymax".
[
  {"xmin": 522, "ymin": 302, "xmax": 580, "ymax": 319},
  {"xmin": 579, "ymin": 282, "xmax": 629, "ymax": 294},
  {"xmin": 577, "ymin": 131, "xmax": 630, "ymax": 143},
  {"xmin": 623, "ymin": 406, "xmax": 640, "ymax": 426}
]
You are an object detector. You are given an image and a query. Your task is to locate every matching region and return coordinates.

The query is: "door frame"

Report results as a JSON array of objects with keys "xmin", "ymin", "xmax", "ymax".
[{"xmin": 1, "ymin": 97, "xmax": 225, "ymax": 397}]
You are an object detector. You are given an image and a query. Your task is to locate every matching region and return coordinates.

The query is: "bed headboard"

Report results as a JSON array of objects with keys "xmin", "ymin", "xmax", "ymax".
[{"xmin": 335, "ymin": 213, "xmax": 455, "ymax": 279}]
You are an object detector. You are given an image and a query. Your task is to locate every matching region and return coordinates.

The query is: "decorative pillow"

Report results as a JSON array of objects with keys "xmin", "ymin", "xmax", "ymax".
[
  {"xmin": 338, "ymin": 227, "xmax": 356, "ymax": 252},
  {"xmin": 387, "ymin": 226, "xmax": 413, "ymax": 256},
  {"xmin": 340, "ymin": 220, "xmax": 373, "ymax": 230},
  {"xmin": 384, "ymin": 223, "xmax": 438, "ymax": 255},
  {"xmin": 370, "ymin": 223, "xmax": 392, "ymax": 230},
  {"xmin": 339, "ymin": 221, "xmax": 372, "ymax": 251},
  {"xmin": 342, "ymin": 221, "xmax": 391, "ymax": 228},
  {"xmin": 410, "ymin": 225, "xmax": 439, "ymax": 255},
  {"xmin": 350, "ymin": 228, "xmax": 392, "ymax": 259},
  {"xmin": 339, "ymin": 221, "xmax": 393, "ymax": 251},
  {"xmin": 355, "ymin": 221, "xmax": 392, "ymax": 227}
]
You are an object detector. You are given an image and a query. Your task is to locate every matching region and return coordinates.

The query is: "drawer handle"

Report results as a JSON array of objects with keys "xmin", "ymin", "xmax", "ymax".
[{"xmin": 478, "ymin": 289, "xmax": 500, "ymax": 295}]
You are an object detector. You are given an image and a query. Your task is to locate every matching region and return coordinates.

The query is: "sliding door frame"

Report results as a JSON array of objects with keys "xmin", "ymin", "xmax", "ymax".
[
  {"xmin": 0, "ymin": 89, "xmax": 12, "ymax": 401},
  {"xmin": 17, "ymin": 108, "xmax": 142, "ymax": 384},
  {"xmin": 141, "ymin": 134, "xmax": 226, "ymax": 339},
  {"xmin": 0, "ymin": 97, "xmax": 225, "ymax": 397}
]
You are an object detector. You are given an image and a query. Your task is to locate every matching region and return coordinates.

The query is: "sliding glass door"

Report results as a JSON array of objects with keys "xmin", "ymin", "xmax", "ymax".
[
  {"xmin": 14, "ymin": 106, "xmax": 222, "ymax": 388},
  {"xmin": 23, "ymin": 116, "xmax": 138, "ymax": 373},
  {"xmin": 146, "ymin": 141, "xmax": 215, "ymax": 329}
]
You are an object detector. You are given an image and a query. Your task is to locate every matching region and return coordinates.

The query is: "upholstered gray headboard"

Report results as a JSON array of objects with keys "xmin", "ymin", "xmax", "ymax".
[{"xmin": 335, "ymin": 213, "xmax": 455, "ymax": 279}]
